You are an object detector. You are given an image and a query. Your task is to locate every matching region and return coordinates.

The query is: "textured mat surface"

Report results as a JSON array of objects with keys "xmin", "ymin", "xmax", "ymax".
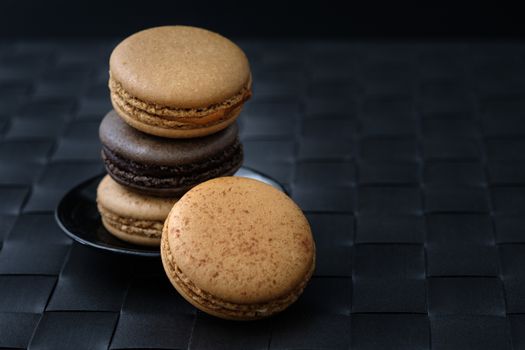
[{"xmin": 1, "ymin": 39, "xmax": 525, "ymax": 349}]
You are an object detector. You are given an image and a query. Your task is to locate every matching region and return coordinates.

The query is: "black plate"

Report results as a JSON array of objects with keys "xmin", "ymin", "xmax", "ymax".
[{"xmin": 55, "ymin": 167, "xmax": 285, "ymax": 257}]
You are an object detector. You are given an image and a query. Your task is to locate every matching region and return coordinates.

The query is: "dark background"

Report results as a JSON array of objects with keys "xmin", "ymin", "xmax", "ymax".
[
  {"xmin": 4, "ymin": 1, "xmax": 525, "ymax": 350},
  {"xmin": 1, "ymin": 0, "xmax": 524, "ymax": 38}
]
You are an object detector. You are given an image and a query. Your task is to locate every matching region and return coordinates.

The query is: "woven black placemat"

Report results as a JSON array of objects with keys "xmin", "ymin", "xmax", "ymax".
[{"xmin": 1, "ymin": 39, "xmax": 525, "ymax": 349}]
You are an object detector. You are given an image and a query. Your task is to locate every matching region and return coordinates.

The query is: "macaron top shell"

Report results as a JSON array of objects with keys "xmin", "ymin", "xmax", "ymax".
[
  {"xmin": 99, "ymin": 110, "xmax": 239, "ymax": 167},
  {"xmin": 166, "ymin": 177, "xmax": 315, "ymax": 305},
  {"xmin": 110, "ymin": 25, "xmax": 251, "ymax": 109},
  {"xmin": 97, "ymin": 175, "xmax": 176, "ymax": 221}
]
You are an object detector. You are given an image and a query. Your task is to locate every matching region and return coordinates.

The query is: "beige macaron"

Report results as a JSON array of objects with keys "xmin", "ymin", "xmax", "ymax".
[
  {"xmin": 161, "ymin": 177, "xmax": 316, "ymax": 320},
  {"xmin": 97, "ymin": 175, "xmax": 178, "ymax": 246},
  {"xmin": 109, "ymin": 25, "xmax": 252, "ymax": 138}
]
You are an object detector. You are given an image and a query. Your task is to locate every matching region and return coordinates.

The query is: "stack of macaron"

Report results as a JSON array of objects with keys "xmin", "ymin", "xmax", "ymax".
[
  {"xmin": 95, "ymin": 25, "xmax": 316, "ymax": 320},
  {"xmin": 96, "ymin": 25, "xmax": 252, "ymax": 246}
]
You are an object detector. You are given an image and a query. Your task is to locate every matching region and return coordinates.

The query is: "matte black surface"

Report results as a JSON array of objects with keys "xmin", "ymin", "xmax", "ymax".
[
  {"xmin": 1, "ymin": 1, "xmax": 524, "ymax": 38},
  {"xmin": 1, "ymin": 39, "xmax": 525, "ymax": 349}
]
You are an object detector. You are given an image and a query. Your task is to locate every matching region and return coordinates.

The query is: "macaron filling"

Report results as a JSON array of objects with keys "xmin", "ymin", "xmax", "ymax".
[
  {"xmin": 162, "ymin": 228, "xmax": 316, "ymax": 319},
  {"xmin": 101, "ymin": 140, "xmax": 243, "ymax": 191},
  {"xmin": 98, "ymin": 205, "xmax": 163, "ymax": 238},
  {"xmin": 109, "ymin": 77, "xmax": 252, "ymax": 130}
]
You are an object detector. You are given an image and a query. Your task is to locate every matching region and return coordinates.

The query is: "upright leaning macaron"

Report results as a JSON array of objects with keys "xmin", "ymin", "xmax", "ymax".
[
  {"xmin": 161, "ymin": 177, "xmax": 316, "ymax": 320},
  {"xmin": 97, "ymin": 175, "xmax": 177, "ymax": 246},
  {"xmin": 100, "ymin": 110, "xmax": 243, "ymax": 197},
  {"xmin": 109, "ymin": 25, "xmax": 252, "ymax": 138}
]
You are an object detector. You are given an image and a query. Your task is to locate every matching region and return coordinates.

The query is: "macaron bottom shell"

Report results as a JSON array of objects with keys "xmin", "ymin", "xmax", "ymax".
[
  {"xmin": 100, "ymin": 211, "xmax": 162, "ymax": 247},
  {"xmin": 112, "ymin": 95, "xmax": 244, "ymax": 139}
]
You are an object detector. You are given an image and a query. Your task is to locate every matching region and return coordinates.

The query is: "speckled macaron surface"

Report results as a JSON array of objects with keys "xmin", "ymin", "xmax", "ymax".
[
  {"xmin": 109, "ymin": 25, "xmax": 252, "ymax": 138},
  {"xmin": 160, "ymin": 177, "xmax": 316, "ymax": 320},
  {"xmin": 97, "ymin": 175, "xmax": 178, "ymax": 246}
]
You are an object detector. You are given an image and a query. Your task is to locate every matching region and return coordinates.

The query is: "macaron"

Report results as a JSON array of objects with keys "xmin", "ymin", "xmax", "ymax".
[
  {"xmin": 99, "ymin": 110, "xmax": 243, "ymax": 197},
  {"xmin": 96, "ymin": 175, "xmax": 177, "ymax": 246},
  {"xmin": 161, "ymin": 177, "xmax": 316, "ymax": 320},
  {"xmin": 109, "ymin": 25, "xmax": 252, "ymax": 138}
]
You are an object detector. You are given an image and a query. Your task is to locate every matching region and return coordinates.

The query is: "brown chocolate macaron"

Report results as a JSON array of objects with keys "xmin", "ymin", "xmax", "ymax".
[
  {"xmin": 161, "ymin": 177, "xmax": 316, "ymax": 320},
  {"xmin": 109, "ymin": 25, "xmax": 252, "ymax": 138},
  {"xmin": 99, "ymin": 110, "xmax": 243, "ymax": 197}
]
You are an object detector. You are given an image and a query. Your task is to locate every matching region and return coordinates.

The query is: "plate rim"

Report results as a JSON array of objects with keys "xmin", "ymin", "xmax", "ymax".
[
  {"xmin": 55, "ymin": 173, "xmax": 161, "ymax": 257},
  {"xmin": 54, "ymin": 167, "xmax": 284, "ymax": 257}
]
